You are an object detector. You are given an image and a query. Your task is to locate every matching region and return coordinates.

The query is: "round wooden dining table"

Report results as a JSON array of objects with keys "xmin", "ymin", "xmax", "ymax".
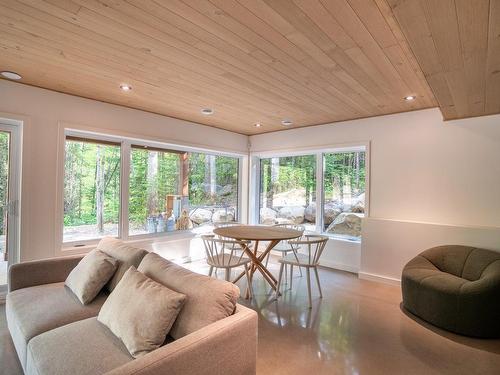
[{"xmin": 213, "ymin": 225, "xmax": 303, "ymax": 297}]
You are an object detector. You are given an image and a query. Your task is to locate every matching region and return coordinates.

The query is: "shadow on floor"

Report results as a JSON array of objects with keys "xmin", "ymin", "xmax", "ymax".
[{"xmin": 400, "ymin": 303, "xmax": 500, "ymax": 355}]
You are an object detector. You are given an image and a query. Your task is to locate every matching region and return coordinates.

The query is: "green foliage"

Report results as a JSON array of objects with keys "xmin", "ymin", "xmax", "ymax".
[
  {"xmin": 63, "ymin": 140, "xmax": 120, "ymax": 228},
  {"xmin": 0, "ymin": 132, "xmax": 9, "ymax": 237},
  {"xmin": 323, "ymin": 152, "xmax": 365, "ymax": 200},
  {"xmin": 64, "ymin": 142, "xmax": 240, "ymax": 232},
  {"xmin": 260, "ymin": 152, "xmax": 366, "ymax": 209}
]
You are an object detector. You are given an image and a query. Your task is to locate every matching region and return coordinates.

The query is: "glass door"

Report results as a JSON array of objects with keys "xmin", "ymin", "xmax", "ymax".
[
  {"xmin": 0, "ymin": 130, "xmax": 10, "ymax": 287},
  {"xmin": 0, "ymin": 122, "xmax": 20, "ymax": 291}
]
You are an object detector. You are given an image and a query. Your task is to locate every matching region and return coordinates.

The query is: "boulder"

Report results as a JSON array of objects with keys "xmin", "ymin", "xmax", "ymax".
[
  {"xmin": 218, "ymin": 184, "xmax": 233, "ymax": 196},
  {"xmin": 326, "ymin": 213, "xmax": 364, "ymax": 238},
  {"xmin": 278, "ymin": 206, "xmax": 305, "ymax": 225},
  {"xmin": 189, "ymin": 208, "xmax": 213, "ymax": 225},
  {"xmin": 304, "ymin": 202, "xmax": 316, "ymax": 223},
  {"xmin": 260, "ymin": 207, "xmax": 277, "ymax": 225},
  {"xmin": 350, "ymin": 193, "xmax": 365, "ymax": 213},
  {"xmin": 324, "ymin": 201, "xmax": 343, "ymax": 225},
  {"xmin": 212, "ymin": 208, "xmax": 235, "ymax": 223}
]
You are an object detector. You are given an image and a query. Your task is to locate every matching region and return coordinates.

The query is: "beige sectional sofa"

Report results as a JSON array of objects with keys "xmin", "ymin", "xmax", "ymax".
[{"xmin": 6, "ymin": 242, "xmax": 257, "ymax": 375}]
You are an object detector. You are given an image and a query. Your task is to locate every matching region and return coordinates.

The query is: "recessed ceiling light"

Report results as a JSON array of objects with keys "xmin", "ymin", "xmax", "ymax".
[
  {"xmin": 201, "ymin": 108, "xmax": 214, "ymax": 115},
  {"xmin": 281, "ymin": 119, "xmax": 293, "ymax": 126},
  {"xmin": 404, "ymin": 95, "xmax": 416, "ymax": 101},
  {"xmin": 120, "ymin": 84, "xmax": 132, "ymax": 91},
  {"xmin": 254, "ymin": 123, "xmax": 262, "ymax": 128},
  {"xmin": 1, "ymin": 71, "xmax": 22, "ymax": 80}
]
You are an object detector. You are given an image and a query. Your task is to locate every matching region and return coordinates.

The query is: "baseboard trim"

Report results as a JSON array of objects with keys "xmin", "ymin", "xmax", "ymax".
[
  {"xmin": 319, "ymin": 259, "xmax": 359, "ymax": 274},
  {"xmin": 358, "ymin": 272, "xmax": 401, "ymax": 286}
]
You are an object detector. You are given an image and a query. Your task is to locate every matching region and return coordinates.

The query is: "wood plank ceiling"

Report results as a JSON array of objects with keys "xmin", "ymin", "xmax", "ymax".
[
  {"xmin": 388, "ymin": 0, "xmax": 500, "ymax": 121},
  {"xmin": 0, "ymin": 1, "xmax": 488, "ymax": 135}
]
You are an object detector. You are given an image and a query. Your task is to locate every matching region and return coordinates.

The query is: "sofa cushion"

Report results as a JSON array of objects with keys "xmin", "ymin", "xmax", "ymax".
[
  {"xmin": 138, "ymin": 252, "xmax": 240, "ymax": 339},
  {"xmin": 65, "ymin": 249, "xmax": 118, "ymax": 304},
  {"xmin": 6, "ymin": 282, "xmax": 107, "ymax": 369},
  {"xmin": 98, "ymin": 267, "xmax": 186, "ymax": 358},
  {"xmin": 26, "ymin": 317, "xmax": 132, "ymax": 375},
  {"xmin": 96, "ymin": 237, "xmax": 149, "ymax": 292}
]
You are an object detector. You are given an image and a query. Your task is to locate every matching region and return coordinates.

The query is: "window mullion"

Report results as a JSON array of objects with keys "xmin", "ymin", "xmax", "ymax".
[
  {"xmin": 315, "ymin": 152, "xmax": 324, "ymax": 233},
  {"xmin": 120, "ymin": 141, "xmax": 131, "ymax": 240}
]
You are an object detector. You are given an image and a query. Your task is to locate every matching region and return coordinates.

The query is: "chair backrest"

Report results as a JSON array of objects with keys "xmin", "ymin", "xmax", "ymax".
[
  {"xmin": 288, "ymin": 235, "xmax": 328, "ymax": 265},
  {"xmin": 201, "ymin": 235, "xmax": 249, "ymax": 267},
  {"xmin": 273, "ymin": 223, "xmax": 306, "ymax": 233}
]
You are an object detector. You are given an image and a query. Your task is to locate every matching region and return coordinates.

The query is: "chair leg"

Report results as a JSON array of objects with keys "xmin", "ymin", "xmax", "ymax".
[
  {"xmin": 292, "ymin": 249, "xmax": 303, "ymax": 277},
  {"xmin": 289, "ymin": 264, "xmax": 293, "ymax": 290},
  {"xmin": 225, "ymin": 268, "xmax": 231, "ymax": 282},
  {"xmin": 276, "ymin": 263, "xmax": 285, "ymax": 300},
  {"xmin": 283, "ymin": 253, "xmax": 288, "ymax": 284},
  {"xmin": 314, "ymin": 267, "xmax": 322, "ymax": 298},
  {"xmin": 306, "ymin": 268, "xmax": 312, "ymax": 309},
  {"xmin": 244, "ymin": 264, "xmax": 253, "ymax": 299},
  {"xmin": 208, "ymin": 266, "xmax": 214, "ymax": 277},
  {"xmin": 265, "ymin": 252, "xmax": 270, "ymax": 267}
]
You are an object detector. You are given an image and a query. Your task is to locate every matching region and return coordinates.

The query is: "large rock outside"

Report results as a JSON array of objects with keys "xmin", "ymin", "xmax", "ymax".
[
  {"xmin": 350, "ymin": 193, "xmax": 365, "ymax": 213},
  {"xmin": 260, "ymin": 207, "xmax": 277, "ymax": 225},
  {"xmin": 212, "ymin": 208, "xmax": 235, "ymax": 223},
  {"xmin": 189, "ymin": 208, "xmax": 213, "ymax": 225},
  {"xmin": 304, "ymin": 202, "xmax": 316, "ymax": 223},
  {"xmin": 324, "ymin": 201, "xmax": 343, "ymax": 225},
  {"xmin": 326, "ymin": 213, "xmax": 364, "ymax": 238},
  {"xmin": 278, "ymin": 206, "xmax": 305, "ymax": 225}
]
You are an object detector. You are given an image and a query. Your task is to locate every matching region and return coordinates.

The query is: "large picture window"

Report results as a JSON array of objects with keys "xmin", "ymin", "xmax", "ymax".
[
  {"xmin": 62, "ymin": 133, "xmax": 241, "ymax": 244},
  {"xmin": 63, "ymin": 137, "xmax": 121, "ymax": 242},
  {"xmin": 322, "ymin": 151, "xmax": 366, "ymax": 240},
  {"xmin": 129, "ymin": 146, "xmax": 182, "ymax": 236},
  {"xmin": 259, "ymin": 155, "xmax": 316, "ymax": 230}
]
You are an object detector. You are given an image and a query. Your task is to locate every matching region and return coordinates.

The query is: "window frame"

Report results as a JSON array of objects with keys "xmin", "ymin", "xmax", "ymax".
[
  {"xmin": 59, "ymin": 129, "xmax": 244, "ymax": 249},
  {"xmin": 251, "ymin": 142, "xmax": 370, "ymax": 242}
]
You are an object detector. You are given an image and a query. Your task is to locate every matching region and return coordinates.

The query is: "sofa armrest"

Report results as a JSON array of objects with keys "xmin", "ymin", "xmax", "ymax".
[
  {"xmin": 105, "ymin": 304, "xmax": 258, "ymax": 375},
  {"xmin": 8, "ymin": 255, "xmax": 84, "ymax": 292}
]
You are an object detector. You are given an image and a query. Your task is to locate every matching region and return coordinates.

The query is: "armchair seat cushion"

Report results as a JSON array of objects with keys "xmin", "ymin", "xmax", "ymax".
[
  {"xmin": 402, "ymin": 245, "xmax": 500, "ymax": 338},
  {"xmin": 6, "ymin": 282, "xmax": 107, "ymax": 368},
  {"xmin": 26, "ymin": 317, "xmax": 133, "ymax": 375}
]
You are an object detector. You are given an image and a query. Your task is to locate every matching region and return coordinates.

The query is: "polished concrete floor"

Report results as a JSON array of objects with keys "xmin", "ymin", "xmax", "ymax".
[{"xmin": 1, "ymin": 258, "xmax": 500, "ymax": 374}]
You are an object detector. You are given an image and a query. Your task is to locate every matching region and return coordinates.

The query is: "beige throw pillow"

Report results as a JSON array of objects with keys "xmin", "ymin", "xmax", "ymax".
[
  {"xmin": 138, "ymin": 252, "xmax": 240, "ymax": 339},
  {"xmin": 65, "ymin": 249, "xmax": 118, "ymax": 305},
  {"xmin": 98, "ymin": 267, "xmax": 186, "ymax": 358},
  {"xmin": 96, "ymin": 237, "xmax": 148, "ymax": 292}
]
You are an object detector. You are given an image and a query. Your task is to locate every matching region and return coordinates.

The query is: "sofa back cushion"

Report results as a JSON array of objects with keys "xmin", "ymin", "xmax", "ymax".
[
  {"xmin": 138, "ymin": 252, "xmax": 240, "ymax": 339},
  {"xmin": 98, "ymin": 267, "xmax": 186, "ymax": 358},
  {"xmin": 96, "ymin": 237, "xmax": 148, "ymax": 292},
  {"xmin": 65, "ymin": 249, "xmax": 118, "ymax": 304}
]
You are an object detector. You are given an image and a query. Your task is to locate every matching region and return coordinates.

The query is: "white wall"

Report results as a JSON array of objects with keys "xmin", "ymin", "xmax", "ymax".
[
  {"xmin": 0, "ymin": 80, "xmax": 248, "ymax": 261},
  {"xmin": 250, "ymin": 108, "xmax": 500, "ymax": 281}
]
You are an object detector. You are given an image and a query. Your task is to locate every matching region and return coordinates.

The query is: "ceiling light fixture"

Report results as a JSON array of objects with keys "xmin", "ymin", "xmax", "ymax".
[
  {"xmin": 201, "ymin": 108, "xmax": 214, "ymax": 115},
  {"xmin": 404, "ymin": 95, "xmax": 416, "ymax": 101},
  {"xmin": 1, "ymin": 71, "xmax": 22, "ymax": 80},
  {"xmin": 281, "ymin": 119, "xmax": 293, "ymax": 126},
  {"xmin": 120, "ymin": 84, "xmax": 132, "ymax": 91},
  {"xmin": 254, "ymin": 123, "xmax": 262, "ymax": 128}
]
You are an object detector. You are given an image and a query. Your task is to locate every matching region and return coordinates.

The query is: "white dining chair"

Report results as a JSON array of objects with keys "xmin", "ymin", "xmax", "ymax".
[
  {"xmin": 275, "ymin": 235, "xmax": 328, "ymax": 308},
  {"xmin": 201, "ymin": 234, "xmax": 253, "ymax": 298},
  {"xmin": 265, "ymin": 223, "xmax": 305, "ymax": 280}
]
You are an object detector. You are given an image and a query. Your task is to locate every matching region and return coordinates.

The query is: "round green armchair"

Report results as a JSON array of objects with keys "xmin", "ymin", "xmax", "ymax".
[{"xmin": 402, "ymin": 245, "xmax": 500, "ymax": 338}]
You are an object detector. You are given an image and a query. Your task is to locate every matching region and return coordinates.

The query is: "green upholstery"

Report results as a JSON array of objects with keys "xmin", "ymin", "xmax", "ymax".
[{"xmin": 402, "ymin": 245, "xmax": 500, "ymax": 338}]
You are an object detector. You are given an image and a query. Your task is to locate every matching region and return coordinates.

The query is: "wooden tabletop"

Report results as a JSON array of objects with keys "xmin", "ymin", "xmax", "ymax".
[{"xmin": 213, "ymin": 225, "xmax": 303, "ymax": 241}]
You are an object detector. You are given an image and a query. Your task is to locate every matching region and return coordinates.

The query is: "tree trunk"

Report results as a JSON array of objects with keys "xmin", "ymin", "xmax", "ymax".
[
  {"xmin": 96, "ymin": 145, "xmax": 105, "ymax": 234},
  {"xmin": 209, "ymin": 155, "xmax": 216, "ymax": 196},
  {"xmin": 147, "ymin": 151, "xmax": 158, "ymax": 216}
]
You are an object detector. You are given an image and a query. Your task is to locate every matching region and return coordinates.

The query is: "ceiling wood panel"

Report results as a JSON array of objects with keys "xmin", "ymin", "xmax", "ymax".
[
  {"xmin": 388, "ymin": 0, "xmax": 498, "ymax": 121},
  {"xmin": 0, "ymin": 0, "xmax": 437, "ymax": 134}
]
